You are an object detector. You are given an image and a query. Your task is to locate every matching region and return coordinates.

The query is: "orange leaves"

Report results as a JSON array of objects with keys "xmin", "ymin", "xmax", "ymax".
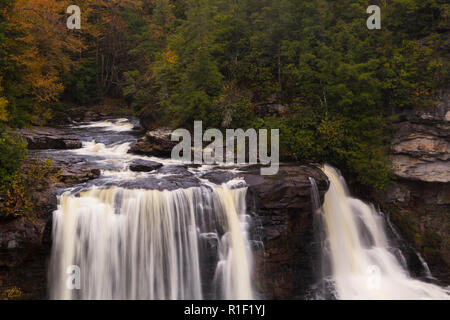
[{"xmin": 7, "ymin": 0, "xmax": 84, "ymax": 104}]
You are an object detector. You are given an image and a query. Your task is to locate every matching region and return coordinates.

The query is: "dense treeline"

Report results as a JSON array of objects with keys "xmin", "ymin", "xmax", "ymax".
[{"xmin": 0, "ymin": 0, "xmax": 448, "ymax": 198}]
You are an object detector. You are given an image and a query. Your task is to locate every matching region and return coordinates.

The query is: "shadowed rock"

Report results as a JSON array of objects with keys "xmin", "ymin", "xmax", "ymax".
[
  {"xmin": 129, "ymin": 160, "xmax": 163, "ymax": 172},
  {"xmin": 19, "ymin": 127, "xmax": 82, "ymax": 150}
]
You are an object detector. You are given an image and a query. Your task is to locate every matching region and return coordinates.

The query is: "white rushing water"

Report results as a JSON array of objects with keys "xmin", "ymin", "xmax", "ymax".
[
  {"xmin": 75, "ymin": 119, "xmax": 135, "ymax": 132},
  {"xmin": 315, "ymin": 164, "xmax": 449, "ymax": 300},
  {"xmin": 49, "ymin": 186, "xmax": 253, "ymax": 300},
  {"xmin": 49, "ymin": 118, "xmax": 254, "ymax": 300}
]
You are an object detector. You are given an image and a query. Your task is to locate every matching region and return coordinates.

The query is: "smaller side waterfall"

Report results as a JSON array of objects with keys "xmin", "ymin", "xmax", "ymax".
[
  {"xmin": 49, "ymin": 185, "xmax": 253, "ymax": 300},
  {"xmin": 311, "ymin": 165, "xmax": 449, "ymax": 300}
]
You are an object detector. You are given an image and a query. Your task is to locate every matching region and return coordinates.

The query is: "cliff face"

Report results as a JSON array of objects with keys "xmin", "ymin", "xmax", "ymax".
[
  {"xmin": 198, "ymin": 164, "xmax": 330, "ymax": 299},
  {"xmin": 373, "ymin": 83, "xmax": 450, "ymax": 283},
  {"xmin": 390, "ymin": 87, "xmax": 449, "ymax": 183},
  {"xmin": 245, "ymin": 166, "xmax": 329, "ymax": 299}
]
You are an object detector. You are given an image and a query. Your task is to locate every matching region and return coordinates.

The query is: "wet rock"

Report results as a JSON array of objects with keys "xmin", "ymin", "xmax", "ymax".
[
  {"xmin": 117, "ymin": 166, "xmax": 201, "ymax": 191},
  {"xmin": 129, "ymin": 128, "xmax": 177, "ymax": 158},
  {"xmin": 129, "ymin": 160, "xmax": 163, "ymax": 172},
  {"xmin": 19, "ymin": 127, "xmax": 82, "ymax": 150}
]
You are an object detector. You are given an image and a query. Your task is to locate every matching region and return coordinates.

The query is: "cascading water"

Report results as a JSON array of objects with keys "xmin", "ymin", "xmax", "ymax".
[
  {"xmin": 48, "ymin": 119, "xmax": 254, "ymax": 300},
  {"xmin": 311, "ymin": 164, "xmax": 449, "ymax": 300},
  {"xmin": 49, "ymin": 185, "xmax": 253, "ymax": 300}
]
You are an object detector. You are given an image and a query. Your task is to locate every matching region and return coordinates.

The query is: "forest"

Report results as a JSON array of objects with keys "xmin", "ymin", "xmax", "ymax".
[{"xmin": 0, "ymin": 0, "xmax": 448, "ymax": 218}]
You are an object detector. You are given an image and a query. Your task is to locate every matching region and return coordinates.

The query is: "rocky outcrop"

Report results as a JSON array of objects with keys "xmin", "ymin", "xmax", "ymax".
[
  {"xmin": 390, "ymin": 88, "xmax": 449, "ymax": 183},
  {"xmin": 18, "ymin": 127, "xmax": 82, "ymax": 150},
  {"xmin": 128, "ymin": 128, "xmax": 176, "ymax": 158}
]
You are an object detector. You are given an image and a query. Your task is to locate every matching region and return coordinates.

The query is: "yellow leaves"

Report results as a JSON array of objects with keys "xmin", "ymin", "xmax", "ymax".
[
  {"xmin": 31, "ymin": 76, "xmax": 64, "ymax": 103},
  {"xmin": 4, "ymin": 287, "xmax": 23, "ymax": 300},
  {"xmin": 165, "ymin": 49, "xmax": 178, "ymax": 64},
  {"xmin": 6, "ymin": 0, "xmax": 84, "ymax": 107},
  {"xmin": 1, "ymin": 157, "xmax": 59, "ymax": 219}
]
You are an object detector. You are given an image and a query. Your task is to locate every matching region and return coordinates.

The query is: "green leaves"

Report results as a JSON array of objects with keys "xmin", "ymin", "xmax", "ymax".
[{"xmin": 1, "ymin": 0, "xmax": 446, "ymax": 190}]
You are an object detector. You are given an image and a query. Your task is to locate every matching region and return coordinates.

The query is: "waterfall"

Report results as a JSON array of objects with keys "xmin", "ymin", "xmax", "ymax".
[
  {"xmin": 312, "ymin": 164, "xmax": 449, "ymax": 300},
  {"xmin": 49, "ymin": 185, "xmax": 253, "ymax": 300}
]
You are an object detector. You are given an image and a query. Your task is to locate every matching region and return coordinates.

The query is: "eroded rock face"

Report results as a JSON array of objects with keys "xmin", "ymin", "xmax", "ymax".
[
  {"xmin": 18, "ymin": 127, "xmax": 82, "ymax": 150},
  {"xmin": 247, "ymin": 166, "xmax": 329, "ymax": 299},
  {"xmin": 201, "ymin": 164, "xmax": 330, "ymax": 299}
]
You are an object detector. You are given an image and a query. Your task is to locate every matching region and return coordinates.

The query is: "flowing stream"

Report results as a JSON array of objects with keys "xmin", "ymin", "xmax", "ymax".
[
  {"xmin": 48, "ymin": 119, "xmax": 253, "ymax": 300},
  {"xmin": 311, "ymin": 165, "xmax": 449, "ymax": 300}
]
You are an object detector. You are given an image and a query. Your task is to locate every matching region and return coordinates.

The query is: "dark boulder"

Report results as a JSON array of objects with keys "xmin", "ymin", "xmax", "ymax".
[{"xmin": 129, "ymin": 160, "xmax": 163, "ymax": 172}]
